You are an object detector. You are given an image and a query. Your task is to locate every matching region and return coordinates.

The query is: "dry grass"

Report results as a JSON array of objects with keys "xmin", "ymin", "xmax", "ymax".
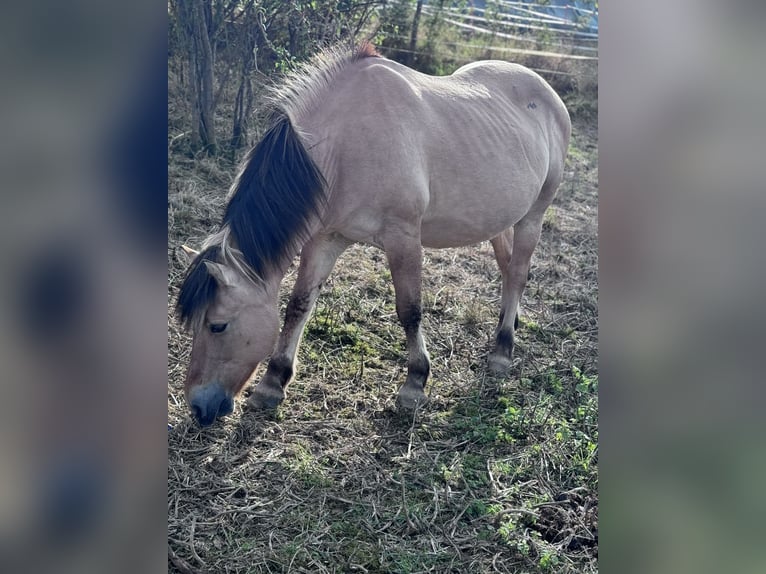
[{"xmin": 168, "ymin": 114, "xmax": 598, "ymax": 573}]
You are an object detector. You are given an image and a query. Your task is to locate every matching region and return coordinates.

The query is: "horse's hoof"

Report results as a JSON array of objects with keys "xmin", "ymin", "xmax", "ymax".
[
  {"xmin": 487, "ymin": 353, "xmax": 513, "ymax": 376},
  {"xmin": 247, "ymin": 384, "xmax": 285, "ymax": 410},
  {"xmin": 396, "ymin": 386, "xmax": 428, "ymax": 411}
]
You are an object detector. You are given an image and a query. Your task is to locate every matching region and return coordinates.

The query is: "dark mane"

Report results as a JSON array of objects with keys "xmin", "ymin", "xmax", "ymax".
[
  {"xmin": 176, "ymin": 245, "xmax": 221, "ymax": 329},
  {"xmin": 223, "ymin": 113, "xmax": 326, "ymax": 279},
  {"xmin": 175, "ymin": 114, "xmax": 326, "ymax": 329},
  {"xmin": 176, "ymin": 43, "xmax": 379, "ymax": 330}
]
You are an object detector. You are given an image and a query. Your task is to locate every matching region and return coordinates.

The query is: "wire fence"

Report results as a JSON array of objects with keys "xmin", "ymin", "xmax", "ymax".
[
  {"xmin": 427, "ymin": 4, "xmax": 596, "ymax": 33},
  {"xmin": 374, "ymin": 2, "xmax": 599, "ymax": 81},
  {"xmin": 469, "ymin": 0, "xmax": 598, "ymax": 36},
  {"xmin": 435, "ymin": 18, "xmax": 598, "ymax": 60},
  {"xmin": 418, "ymin": 1, "xmax": 599, "ymax": 63},
  {"xmin": 434, "ymin": 14, "xmax": 599, "ymax": 51}
]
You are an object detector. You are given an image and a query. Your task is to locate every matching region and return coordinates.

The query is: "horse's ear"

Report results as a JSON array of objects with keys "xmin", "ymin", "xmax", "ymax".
[
  {"xmin": 176, "ymin": 244, "xmax": 199, "ymax": 266},
  {"xmin": 203, "ymin": 261, "xmax": 236, "ymax": 288}
]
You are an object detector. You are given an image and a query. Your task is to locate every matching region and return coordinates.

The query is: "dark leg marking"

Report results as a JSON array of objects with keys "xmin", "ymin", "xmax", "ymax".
[
  {"xmin": 284, "ymin": 293, "xmax": 313, "ymax": 328},
  {"xmin": 400, "ymin": 302, "xmax": 430, "ymax": 390},
  {"xmin": 401, "ymin": 303, "xmax": 422, "ymax": 336},
  {"xmin": 264, "ymin": 355, "xmax": 294, "ymax": 388},
  {"xmin": 263, "ymin": 292, "xmax": 313, "ymax": 388},
  {"xmin": 498, "ymin": 310, "xmax": 518, "ymax": 331},
  {"xmin": 496, "ymin": 327, "xmax": 514, "ymax": 356},
  {"xmin": 408, "ymin": 355, "xmax": 431, "ymax": 383}
]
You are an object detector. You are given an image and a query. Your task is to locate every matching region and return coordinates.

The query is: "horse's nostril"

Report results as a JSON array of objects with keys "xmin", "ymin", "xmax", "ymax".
[{"xmin": 218, "ymin": 396, "xmax": 234, "ymax": 417}]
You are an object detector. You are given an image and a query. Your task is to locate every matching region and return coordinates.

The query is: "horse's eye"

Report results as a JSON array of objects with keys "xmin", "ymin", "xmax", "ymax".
[{"xmin": 209, "ymin": 323, "xmax": 227, "ymax": 334}]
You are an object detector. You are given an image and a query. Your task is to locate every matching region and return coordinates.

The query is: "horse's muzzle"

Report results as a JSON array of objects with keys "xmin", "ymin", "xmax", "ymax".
[{"xmin": 188, "ymin": 384, "xmax": 234, "ymax": 426}]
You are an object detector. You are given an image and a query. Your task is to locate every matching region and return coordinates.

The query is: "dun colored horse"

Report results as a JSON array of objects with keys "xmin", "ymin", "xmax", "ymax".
[{"xmin": 177, "ymin": 43, "xmax": 570, "ymax": 426}]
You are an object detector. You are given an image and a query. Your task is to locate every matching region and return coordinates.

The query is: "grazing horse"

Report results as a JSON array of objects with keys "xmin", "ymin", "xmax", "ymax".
[{"xmin": 176, "ymin": 43, "xmax": 570, "ymax": 427}]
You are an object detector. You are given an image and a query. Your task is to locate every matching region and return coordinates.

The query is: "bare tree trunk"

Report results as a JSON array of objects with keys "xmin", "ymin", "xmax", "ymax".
[
  {"xmin": 407, "ymin": 0, "xmax": 424, "ymax": 65},
  {"xmin": 194, "ymin": 0, "xmax": 217, "ymax": 154},
  {"xmin": 178, "ymin": 0, "xmax": 217, "ymax": 155},
  {"xmin": 230, "ymin": 23, "xmax": 256, "ymax": 156},
  {"xmin": 187, "ymin": 41, "xmax": 201, "ymax": 151}
]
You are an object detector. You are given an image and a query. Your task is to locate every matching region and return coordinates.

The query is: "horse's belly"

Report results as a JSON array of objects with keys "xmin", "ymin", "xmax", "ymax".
[
  {"xmin": 421, "ymin": 224, "xmax": 502, "ymax": 248},
  {"xmin": 420, "ymin": 171, "xmax": 542, "ymax": 248},
  {"xmin": 420, "ymin": 200, "xmax": 530, "ymax": 248}
]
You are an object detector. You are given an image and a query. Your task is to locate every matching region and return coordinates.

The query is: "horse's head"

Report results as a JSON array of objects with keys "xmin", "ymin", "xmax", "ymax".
[{"xmin": 177, "ymin": 246, "xmax": 280, "ymax": 426}]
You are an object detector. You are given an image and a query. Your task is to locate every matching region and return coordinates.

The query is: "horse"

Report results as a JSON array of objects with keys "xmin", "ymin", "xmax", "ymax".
[{"xmin": 176, "ymin": 42, "xmax": 571, "ymax": 427}]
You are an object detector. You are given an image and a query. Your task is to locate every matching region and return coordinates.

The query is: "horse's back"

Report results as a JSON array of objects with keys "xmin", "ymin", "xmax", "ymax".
[{"xmin": 356, "ymin": 58, "xmax": 569, "ymax": 147}]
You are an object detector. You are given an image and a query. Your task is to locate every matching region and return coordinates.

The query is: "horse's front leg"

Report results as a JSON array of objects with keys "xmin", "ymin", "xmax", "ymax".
[
  {"xmin": 248, "ymin": 234, "xmax": 350, "ymax": 409},
  {"xmin": 384, "ymin": 229, "xmax": 431, "ymax": 410}
]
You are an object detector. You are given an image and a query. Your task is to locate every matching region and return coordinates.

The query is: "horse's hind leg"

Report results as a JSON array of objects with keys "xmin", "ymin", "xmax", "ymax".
[
  {"xmin": 249, "ymin": 234, "xmax": 350, "ymax": 409},
  {"xmin": 489, "ymin": 229, "xmax": 517, "ymax": 373},
  {"xmin": 490, "ymin": 226, "xmax": 520, "ymax": 324},
  {"xmin": 488, "ymin": 211, "xmax": 545, "ymax": 374},
  {"xmin": 384, "ymin": 230, "xmax": 431, "ymax": 410}
]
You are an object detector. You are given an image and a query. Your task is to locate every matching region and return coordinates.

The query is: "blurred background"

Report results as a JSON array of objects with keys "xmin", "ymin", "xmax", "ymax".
[
  {"xmin": 0, "ymin": 1, "xmax": 166, "ymax": 573},
  {"xmin": 600, "ymin": 1, "xmax": 766, "ymax": 573}
]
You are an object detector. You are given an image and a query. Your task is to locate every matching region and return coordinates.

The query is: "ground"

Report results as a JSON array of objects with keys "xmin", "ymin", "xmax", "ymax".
[{"xmin": 168, "ymin": 117, "xmax": 598, "ymax": 574}]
